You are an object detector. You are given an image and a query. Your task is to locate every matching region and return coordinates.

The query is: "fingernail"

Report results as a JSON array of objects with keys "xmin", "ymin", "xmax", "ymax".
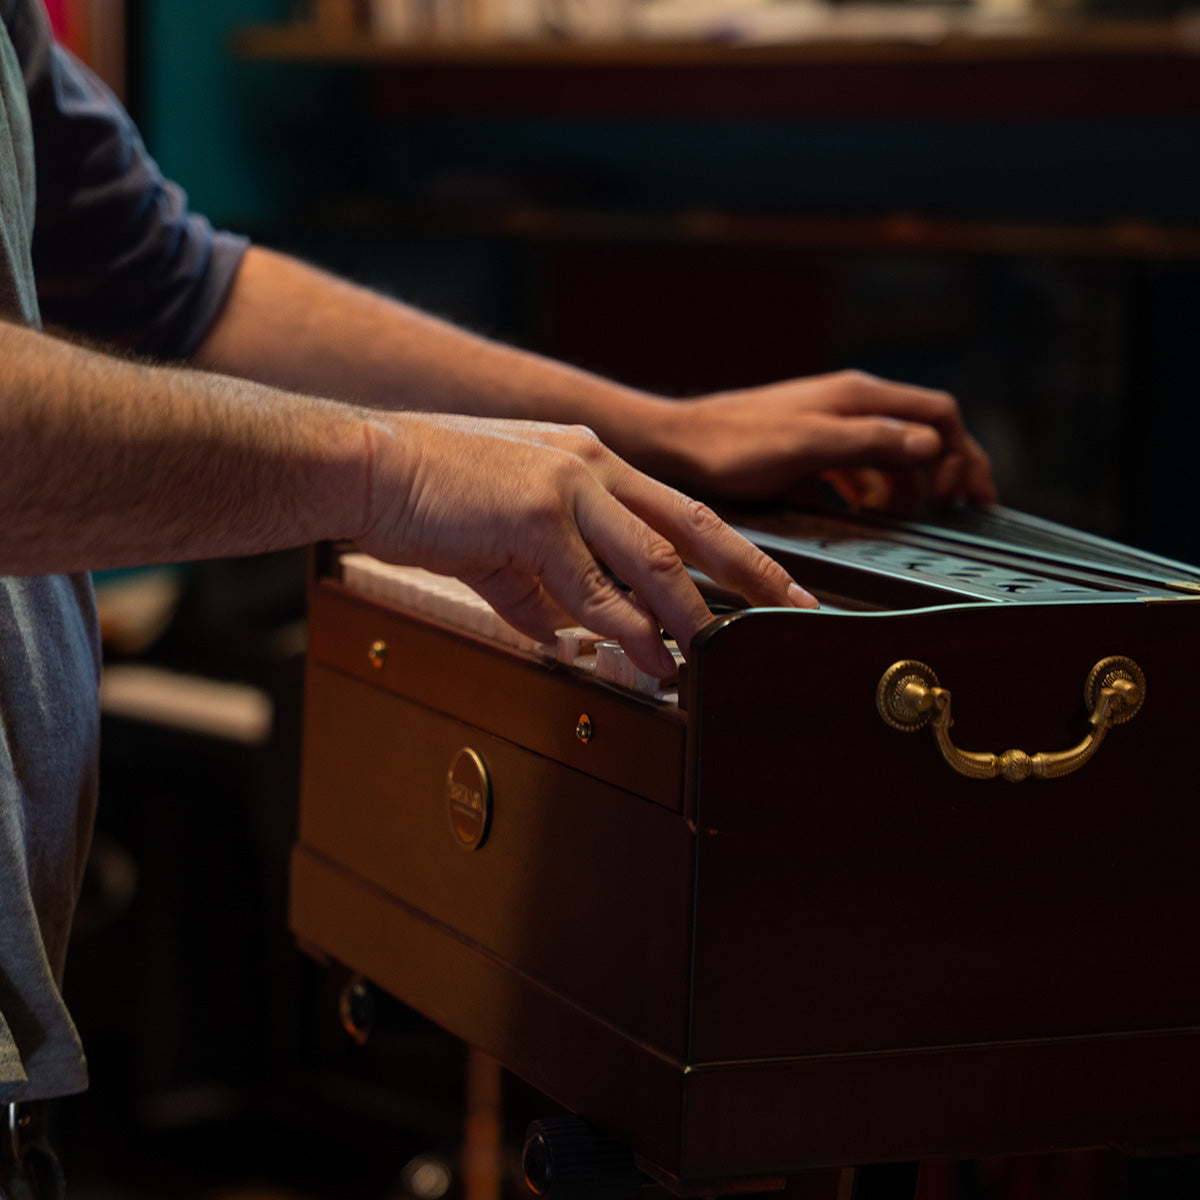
[
  {"xmin": 788, "ymin": 582, "xmax": 819, "ymax": 610},
  {"xmin": 904, "ymin": 427, "xmax": 941, "ymax": 456}
]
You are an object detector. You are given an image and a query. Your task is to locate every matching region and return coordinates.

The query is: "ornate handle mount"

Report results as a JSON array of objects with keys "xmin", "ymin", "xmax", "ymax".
[{"xmin": 875, "ymin": 656, "xmax": 1145, "ymax": 782}]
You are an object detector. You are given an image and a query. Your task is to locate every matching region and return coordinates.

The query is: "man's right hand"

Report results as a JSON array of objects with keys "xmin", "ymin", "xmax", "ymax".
[{"xmin": 356, "ymin": 413, "xmax": 817, "ymax": 677}]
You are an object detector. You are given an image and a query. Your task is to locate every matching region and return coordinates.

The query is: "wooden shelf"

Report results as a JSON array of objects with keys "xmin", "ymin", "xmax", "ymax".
[
  {"xmin": 296, "ymin": 200, "xmax": 1200, "ymax": 259},
  {"xmin": 235, "ymin": 14, "xmax": 1200, "ymax": 66},
  {"xmin": 233, "ymin": 15, "xmax": 1200, "ymax": 119}
]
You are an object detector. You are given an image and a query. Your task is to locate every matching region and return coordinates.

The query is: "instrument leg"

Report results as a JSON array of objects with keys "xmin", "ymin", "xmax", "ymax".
[{"xmin": 463, "ymin": 1048, "xmax": 505, "ymax": 1200}]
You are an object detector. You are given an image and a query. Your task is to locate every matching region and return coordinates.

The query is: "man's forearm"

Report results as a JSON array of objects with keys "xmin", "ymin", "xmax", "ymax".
[
  {"xmin": 0, "ymin": 319, "xmax": 368, "ymax": 575},
  {"xmin": 189, "ymin": 244, "xmax": 996, "ymax": 514},
  {"xmin": 0, "ymin": 317, "xmax": 813, "ymax": 670},
  {"xmin": 190, "ymin": 245, "xmax": 680, "ymax": 469}
]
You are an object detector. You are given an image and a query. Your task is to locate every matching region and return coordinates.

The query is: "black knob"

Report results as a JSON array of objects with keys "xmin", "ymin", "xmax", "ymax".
[
  {"xmin": 523, "ymin": 1117, "xmax": 644, "ymax": 1200},
  {"xmin": 337, "ymin": 975, "xmax": 435, "ymax": 1044},
  {"xmin": 338, "ymin": 976, "xmax": 375, "ymax": 1044}
]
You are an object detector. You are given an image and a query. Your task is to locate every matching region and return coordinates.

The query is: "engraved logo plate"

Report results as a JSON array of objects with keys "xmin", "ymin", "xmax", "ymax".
[{"xmin": 446, "ymin": 747, "xmax": 491, "ymax": 850}]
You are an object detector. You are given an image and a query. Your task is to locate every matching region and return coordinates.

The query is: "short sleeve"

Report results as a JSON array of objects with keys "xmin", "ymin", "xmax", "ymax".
[{"xmin": 11, "ymin": 2, "xmax": 248, "ymax": 359}]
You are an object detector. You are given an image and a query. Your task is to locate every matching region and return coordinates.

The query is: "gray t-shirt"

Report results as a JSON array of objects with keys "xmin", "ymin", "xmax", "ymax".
[
  {"xmin": 0, "ymin": 14, "xmax": 97, "ymax": 1103},
  {"xmin": 1, "ymin": 0, "xmax": 247, "ymax": 1100}
]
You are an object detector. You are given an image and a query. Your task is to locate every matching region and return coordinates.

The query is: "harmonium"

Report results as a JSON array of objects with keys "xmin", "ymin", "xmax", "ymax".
[{"xmin": 291, "ymin": 503, "xmax": 1200, "ymax": 1194}]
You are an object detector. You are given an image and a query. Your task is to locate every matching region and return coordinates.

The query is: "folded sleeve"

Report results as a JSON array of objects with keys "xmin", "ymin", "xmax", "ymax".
[{"xmin": 13, "ymin": 2, "xmax": 248, "ymax": 359}]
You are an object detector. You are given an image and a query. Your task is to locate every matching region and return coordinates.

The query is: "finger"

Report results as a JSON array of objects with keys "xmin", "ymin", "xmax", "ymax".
[
  {"xmin": 819, "ymin": 469, "xmax": 862, "ymax": 509},
  {"xmin": 960, "ymin": 434, "xmax": 998, "ymax": 505},
  {"xmin": 465, "ymin": 568, "xmax": 574, "ymax": 644},
  {"xmin": 820, "ymin": 416, "xmax": 998, "ymax": 511},
  {"xmin": 569, "ymin": 502, "xmax": 712, "ymax": 662},
  {"xmin": 583, "ymin": 470, "xmax": 818, "ymax": 636},
  {"xmin": 534, "ymin": 520, "xmax": 682, "ymax": 673},
  {"xmin": 793, "ymin": 414, "xmax": 946, "ymax": 473},
  {"xmin": 927, "ymin": 437, "xmax": 994, "ymax": 507},
  {"xmin": 852, "ymin": 381, "xmax": 998, "ymax": 505},
  {"xmin": 831, "ymin": 376, "xmax": 996, "ymax": 460},
  {"xmin": 929, "ymin": 451, "xmax": 967, "ymax": 507},
  {"xmin": 821, "ymin": 468, "xmax": 882, "ymax": 510},
  {"xmin": 831, "ymin": 373, "xmax": 969, "ymax": 438},
  {"xmin": 860, "ymin": 467, "xmax": 906, "ymax": 511},
  {"xmin": 825, "ymin": 465, "xmax": 942, "ymax": 514},
  {"xmin": 469, "ymin": 463, "xmax": 687, "ymax": 673},
  {"xmin": 554, "ymin": 439, "xmax": 815, "ymax": 616}
]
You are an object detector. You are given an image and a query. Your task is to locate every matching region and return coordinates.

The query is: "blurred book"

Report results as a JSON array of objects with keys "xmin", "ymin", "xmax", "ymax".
[{"xmin": 45, "ymin": 0, "xmax": 126, "ymax": 97}]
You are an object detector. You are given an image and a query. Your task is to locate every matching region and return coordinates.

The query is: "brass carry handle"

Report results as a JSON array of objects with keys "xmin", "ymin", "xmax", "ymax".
[{"xmin": 876, "ymin": 656, "xmax": 1145, "ymax": 782}]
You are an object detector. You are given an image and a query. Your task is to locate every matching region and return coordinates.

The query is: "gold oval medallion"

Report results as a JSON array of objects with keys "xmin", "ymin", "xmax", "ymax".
[{"xmin": 446, "ymin": 747, "xmax": 491, "ymax": 850}]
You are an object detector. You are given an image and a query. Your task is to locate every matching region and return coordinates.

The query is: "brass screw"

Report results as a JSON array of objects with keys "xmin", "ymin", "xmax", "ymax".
[
  {"xmin": 575, "ymin": 713, "xmax": 593, "ymax": 744},
  {"xmin": 367, "ymin": 639, "xmax": 388, "ymax": 670}
]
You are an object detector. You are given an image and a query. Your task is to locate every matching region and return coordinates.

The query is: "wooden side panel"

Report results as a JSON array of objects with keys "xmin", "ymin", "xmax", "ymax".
[
  {"xmin": 676, "ymin": 1032, "xmax": 1200, "ymax": 1178},
  {"xmin": 298, "ymin": 662, "xmax": 695, "ymax": 1062},
  {"xmin": 291, "ymin": 846, "xmax": 687, "ymax": 1174},
  {"xmin": 308, "ymin": 579, "xmax": 686, "ymax": 811},
  {"xmin": 685, "ymin": 600, "xmax": 1200, "ymax": 1062}
]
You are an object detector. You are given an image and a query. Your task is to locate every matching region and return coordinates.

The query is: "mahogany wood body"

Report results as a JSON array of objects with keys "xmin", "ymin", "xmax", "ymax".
[{"xmin": 293, "ymin": 558, "xmax": 1200, "ymax": 1189}]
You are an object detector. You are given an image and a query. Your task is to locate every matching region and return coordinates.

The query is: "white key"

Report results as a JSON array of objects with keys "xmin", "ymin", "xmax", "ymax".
[
  {"xmin": 555, "ymin": 626, "xmax": 602, "ymax": 666},
  {"xmin": 340, "ymin": 556, "xmax": 681, "ymax": 702},
  {"xmin": 594, "ymin": 641, "xmax": 628, "ymax": 685}
]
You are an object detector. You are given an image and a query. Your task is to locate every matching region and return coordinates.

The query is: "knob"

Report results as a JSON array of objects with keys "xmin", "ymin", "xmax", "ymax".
[{"xmin": 523, "ymin": 1117, "xmax": 644, "ymax": 1200}]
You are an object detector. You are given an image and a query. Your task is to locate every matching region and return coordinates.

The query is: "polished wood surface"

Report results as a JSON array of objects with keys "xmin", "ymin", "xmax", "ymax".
[
  {"xmin": 293, "ymin": 523, "xmax": 1200, "ymax": 1190},
  {"xmin": 307, "ymin": 578, "xmax": 685, "ymax": 808}
]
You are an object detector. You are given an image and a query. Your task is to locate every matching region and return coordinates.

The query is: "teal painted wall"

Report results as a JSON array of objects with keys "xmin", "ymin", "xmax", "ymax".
[
  {"xmin": 137, "ymin": 1, "xmax": 350, "ymax": 231},
  {"xmin": 134, "ymin": 6, "xmax": 1200, "ymax": 233}
]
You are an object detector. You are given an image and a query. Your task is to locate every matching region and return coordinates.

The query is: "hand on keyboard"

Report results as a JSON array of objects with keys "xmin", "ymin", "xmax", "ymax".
[
  {"xmin": 353, "ymin": 413, "xmax": 817, "ymax": 677},
  {"xmin": 642, "ymin": 369, "xmax": 996, "ymax": 513}
]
